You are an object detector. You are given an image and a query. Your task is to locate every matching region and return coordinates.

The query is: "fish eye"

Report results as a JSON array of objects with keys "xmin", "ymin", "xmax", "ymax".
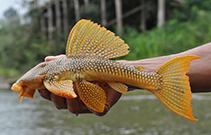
[{"xmin": 54, "ymin": 75, "xmax": 59, "ymax": 80}]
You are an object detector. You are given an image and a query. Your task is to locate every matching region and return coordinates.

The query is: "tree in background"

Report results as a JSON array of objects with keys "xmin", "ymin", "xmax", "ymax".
[
  {"xmin": 0, "ymin": 0, "xmax": 211, "ymax": 79},
  {"xmin": 3, "ymin": 7, "xmax": 20, "ymax": 26}
]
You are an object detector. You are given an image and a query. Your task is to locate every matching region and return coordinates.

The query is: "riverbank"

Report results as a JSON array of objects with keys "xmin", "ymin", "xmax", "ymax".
[
  {"xmin": 0, "ymin": 82, "xmax": 10, "ymax": 89},
  {"xmin": 0, "ymin": 77, "xmax": 11, "ymax": 90}
]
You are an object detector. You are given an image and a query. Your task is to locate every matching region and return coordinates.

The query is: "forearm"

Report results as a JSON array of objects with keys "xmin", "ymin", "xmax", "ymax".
[{"xmin": 119, "ymin": 42, "xmax": 211, "ymax": 93}]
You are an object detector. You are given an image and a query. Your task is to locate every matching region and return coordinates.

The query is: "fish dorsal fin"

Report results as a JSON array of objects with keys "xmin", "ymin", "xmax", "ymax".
[{"xmin": 66, "ymin": 19, "xmax": 130, "ymax": 59}]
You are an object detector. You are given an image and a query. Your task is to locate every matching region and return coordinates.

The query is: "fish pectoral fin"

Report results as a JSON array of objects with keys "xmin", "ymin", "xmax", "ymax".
[
  {"xmin": 44, "ymin": 79, "xmax": 77, "ymax": 98},
  {"xmin": 75, "ymin": 79, "xmax": 106, "ymax": 113},
  {"xmin": 107, "ymin": 82, "xmax": 128, "ymax": 94}
]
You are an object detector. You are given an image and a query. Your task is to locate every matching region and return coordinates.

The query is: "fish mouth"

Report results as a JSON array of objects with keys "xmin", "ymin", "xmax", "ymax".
[
  {"xmin": 11, "ymin": 83, "xmax": 23, "ymax": 93},
  {"xmin": 11, "ymin": 83, "xmax": 35, "ymax": 102}
]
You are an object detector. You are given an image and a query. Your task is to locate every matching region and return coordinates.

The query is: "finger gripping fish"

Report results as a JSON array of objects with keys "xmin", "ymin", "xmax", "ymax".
[{"xmin": 11, "ymin": 19, "xmax": 200, "ymax": 121}]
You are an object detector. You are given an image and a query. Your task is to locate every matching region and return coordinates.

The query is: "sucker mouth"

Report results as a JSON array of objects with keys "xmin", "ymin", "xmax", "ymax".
[
  {"xmin": 11, "ymin": 83, "xmax": 35, "ymax": 103},
  {"xmin": 11, "ymin": 83, "xmax": 22, "ymax": 93},
  {"xmin": 11, "ymin": 83, "xmax": 25, "ymax": 102}
]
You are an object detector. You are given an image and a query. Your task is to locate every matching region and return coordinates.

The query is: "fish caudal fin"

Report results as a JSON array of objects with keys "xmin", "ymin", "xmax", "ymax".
[{"xmin": 151, "ymin": 55, "xmax": 200, "ymax": 121}]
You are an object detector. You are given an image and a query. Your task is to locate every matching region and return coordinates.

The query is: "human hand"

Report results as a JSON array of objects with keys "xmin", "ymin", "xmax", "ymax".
[{"xmin": 38, "ymin": 55, "xmax": 122, "ymax": 116}]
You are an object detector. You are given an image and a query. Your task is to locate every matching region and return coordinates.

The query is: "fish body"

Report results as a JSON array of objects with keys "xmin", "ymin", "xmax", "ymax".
[
  {"xmin": 46, "ymin": 54, "xmax": 160, "ymax": 90},
  {"xmin": 11, "ymin": 19, "xmax": 200, "ymax": 121}
]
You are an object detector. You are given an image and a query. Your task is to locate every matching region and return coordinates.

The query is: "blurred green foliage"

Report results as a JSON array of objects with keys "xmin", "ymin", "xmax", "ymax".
[
  {"xmin": 0, "ymin": 0, "xmax": 211, "ymax": 79},
  {"xmin": 170, "ymin": 0, "xmax": 211, "ymax": 21},
  {"xmin": 123, "ymin": 10, "xmax": 211, "ymax": 60},
  {"xmin": 0, "ymin": 22, "xmax": 54, "ymax": 70}
]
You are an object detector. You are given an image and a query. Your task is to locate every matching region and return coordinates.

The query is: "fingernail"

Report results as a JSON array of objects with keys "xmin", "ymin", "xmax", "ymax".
[{"xmin": 44, "ymin": 56, "xmax": 53, "ymax": 62}]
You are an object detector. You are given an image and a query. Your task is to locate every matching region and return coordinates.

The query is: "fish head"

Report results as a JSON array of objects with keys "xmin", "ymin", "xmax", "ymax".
[{"xmin": 11, "ymin": 62, "xmax": 48, "ymax": 102}]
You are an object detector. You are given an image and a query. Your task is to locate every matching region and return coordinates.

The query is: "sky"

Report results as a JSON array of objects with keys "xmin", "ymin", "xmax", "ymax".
[{"xmin": 0, "ymin": 0, "xmax": 27, "ymax": 19}]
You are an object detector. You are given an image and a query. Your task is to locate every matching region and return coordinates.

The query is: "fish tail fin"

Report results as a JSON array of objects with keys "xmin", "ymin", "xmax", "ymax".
[{"xmin": 151, "ymin": 55, "xmax": 200, "ymax": 121}]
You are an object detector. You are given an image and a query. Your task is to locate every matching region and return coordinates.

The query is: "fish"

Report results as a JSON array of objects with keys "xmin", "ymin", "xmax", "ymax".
[{"xmin": 11, "ymin": 19, "xmax": 200, "ymax": 121}]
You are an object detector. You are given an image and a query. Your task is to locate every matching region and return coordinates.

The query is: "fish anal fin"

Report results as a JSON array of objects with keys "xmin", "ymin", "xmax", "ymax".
[
  {"xmin": 44, "ymin": 80, "xmax": 77, "ymax": 98},
  {"xmin": 152, "ymin": 55, "xmax": 200, "ymax": 121},
  {"xmin": 75, "ymin": 79, "xmax": 106, "ymax": 113},
  {"xmin": 107, "ymin": 82, "xmax": 128, "ymax": 94},
  {"xmin": 65, "ymin": 19, "xmax": 129, "ymax": 59}
]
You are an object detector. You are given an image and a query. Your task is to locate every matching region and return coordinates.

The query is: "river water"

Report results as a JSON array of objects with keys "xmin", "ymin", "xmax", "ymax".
[
  {"xmin": 0, "ymin": 90, "xmax": 94, "ymax": 135},
  {"xmin": 1, "ymin": 89, "xmax": 211, "ymax": 135}
]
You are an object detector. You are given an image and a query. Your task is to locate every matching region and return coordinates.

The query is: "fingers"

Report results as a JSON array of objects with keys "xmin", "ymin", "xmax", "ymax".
[
  {"xmin": 44, "ymin": 54, "xmax": 66, "ymax": 62},
  {"xmin": 38, "ymin": 89, "xmax": 92, "ymax": 114},
  {"xmin": 38, "ymin": 86, "xmax": 121, "ymax": 116},
  {"xmin": 66, "ymin": 85, "xmax": 92, "ymax": 115},
  {"xmin": 94, "ymin": 84, "xmax": 122, "ymax": 116},
  {"xmin": 51, "ymin": 94, "xmax": 67, "ymax": 109},
  {"xmin": 66, "ymin": 98, "xmax": 92, "ymax": 115},
  {"xmin": 38, "ymin": 89, "xmax": 67, "ymax": 109},
  {"xmin": 66, "ymin": 98, "xmax": 80, "ymax": 114},
  {"xmin": 106, "ymin": 87, "xmax": 122, "ymax": 109},
  {"xmin": 38, "ymin": 89, "xmax": 51, "ymax": 101}
]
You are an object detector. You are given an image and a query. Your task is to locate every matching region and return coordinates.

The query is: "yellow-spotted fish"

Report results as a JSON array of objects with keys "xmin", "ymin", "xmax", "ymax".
[{"xmin": 11, "ymin": 19, "xmax": 200, "ymax": 121}]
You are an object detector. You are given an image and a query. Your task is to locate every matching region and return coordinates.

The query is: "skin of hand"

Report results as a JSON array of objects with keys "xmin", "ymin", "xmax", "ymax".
[
  {"xmin": 38, "ymin": 55, "xmax": 122, "ymax": 116},
  {"xmin": 39, "ymin": 42, "xmax": 211, "ymax": 115},
  {"xmin": 119, "ymin": 42, "xmax": 211, "ymax": 93}
]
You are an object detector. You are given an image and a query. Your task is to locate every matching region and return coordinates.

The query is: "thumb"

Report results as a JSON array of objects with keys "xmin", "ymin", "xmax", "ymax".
[{"xmin": 45, "ymin": 54, "xmax": 66, "ymax": 62}]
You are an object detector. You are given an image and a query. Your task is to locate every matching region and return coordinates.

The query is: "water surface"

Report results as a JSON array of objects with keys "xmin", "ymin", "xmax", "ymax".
[{"xmin": 1, "ymin": 90, "xmax": 211, "ymax": 135}]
